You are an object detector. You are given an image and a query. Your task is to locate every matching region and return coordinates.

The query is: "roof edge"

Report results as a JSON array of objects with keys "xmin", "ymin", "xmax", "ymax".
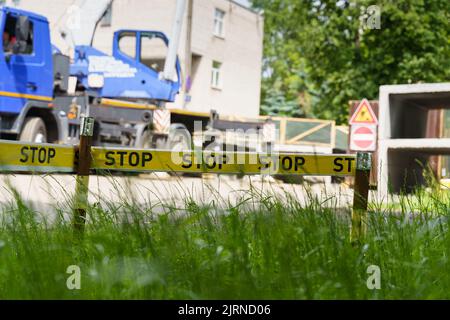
[{"xmin": 228, "ymin": 0, "xmax": 263, "ymax": 16}]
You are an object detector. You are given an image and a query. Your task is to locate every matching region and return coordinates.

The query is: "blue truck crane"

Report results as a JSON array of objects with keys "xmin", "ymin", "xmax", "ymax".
[{"xmin": 0, "ymin": 5, "xmax": 273, "ymax": 153}]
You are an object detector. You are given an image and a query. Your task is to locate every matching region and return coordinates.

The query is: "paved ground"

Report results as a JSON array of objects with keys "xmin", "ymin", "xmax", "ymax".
[{"xmin": 0, "ymin": 173, "xmax": 355, "ymax": 218}]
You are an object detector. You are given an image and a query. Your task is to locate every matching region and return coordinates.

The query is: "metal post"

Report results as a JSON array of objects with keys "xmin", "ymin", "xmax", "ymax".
[
  {"xmin": 73, "ymin": 116, "xmax": 94, "ymax": 235},
  {"xmin": 351, "ymin": 152, "xmax": 372, "ymax": 244}
]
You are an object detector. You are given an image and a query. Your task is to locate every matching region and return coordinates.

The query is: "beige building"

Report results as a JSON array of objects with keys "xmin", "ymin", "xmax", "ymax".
[{"xmin": 4, "ymin": 0, "xmax": 264, "ymax": 118}]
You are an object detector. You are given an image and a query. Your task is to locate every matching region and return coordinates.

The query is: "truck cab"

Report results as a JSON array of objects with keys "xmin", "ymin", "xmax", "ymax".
[
  {"xmin": 70, "ymin": 29, "xmax": 181, "ymax": 103},
  {"xmin": 0, "ymin": 6, "xmax": 182, "ymax": 146},
  {"xmin": 0, "ymin": 7, "xmax": 54, "ymax": 111},
  {"xmin": 0, "ymin": 7, "xmax": 56, "ymax": 142}
]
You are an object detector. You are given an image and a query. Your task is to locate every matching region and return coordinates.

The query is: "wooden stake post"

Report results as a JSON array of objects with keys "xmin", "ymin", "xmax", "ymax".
[
  {"xmin": 73, "ymin": 116, "xmax": 94, "ymax": 234},
  {"xmin": 351, "ymin": 152, "xmax": 372, "ymax": 244}
]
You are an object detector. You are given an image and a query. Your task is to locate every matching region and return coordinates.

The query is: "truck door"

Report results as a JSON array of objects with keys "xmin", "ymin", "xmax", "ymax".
[
  {"xmin": 113, "ymin": 30, "xmax": 181, "ymax": 102},
  {"xmin": 138, "ymin": 31, "xmax": 181, "ymax": 96},
  {"xmin": 0, "ymin": 12, "xmax": 53, "ymax": 114}
]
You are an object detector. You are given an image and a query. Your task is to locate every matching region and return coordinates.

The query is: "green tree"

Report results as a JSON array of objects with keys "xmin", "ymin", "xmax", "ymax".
[{"xmin": 252, "ymin": 0, "xmax": 450, "ymax": 124}]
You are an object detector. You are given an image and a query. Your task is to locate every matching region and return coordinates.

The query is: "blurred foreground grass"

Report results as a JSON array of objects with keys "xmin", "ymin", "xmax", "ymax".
[{"xmin": 0, "ymin": 180, "xmax": 450, "ymax": 299}]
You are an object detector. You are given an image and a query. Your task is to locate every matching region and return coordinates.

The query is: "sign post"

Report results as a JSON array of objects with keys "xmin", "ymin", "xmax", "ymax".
[
  {"xmin": 73, "ymin": 116, "xmax": 94, "ymax": 235},
  {"xmin": 351, "ymin": 152, "xmax": 372, "ymax": 244}
]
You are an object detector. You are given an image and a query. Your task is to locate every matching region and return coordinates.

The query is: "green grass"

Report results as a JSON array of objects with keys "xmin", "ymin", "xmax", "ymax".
[{"xmin": 1, "ymin": 177, "xmax": 450, "ymax": 299}]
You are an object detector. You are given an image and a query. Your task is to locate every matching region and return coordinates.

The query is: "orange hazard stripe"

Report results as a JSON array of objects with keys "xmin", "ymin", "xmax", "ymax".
[
  {"xmin": 169, "ymin": 108, "xmax": 210, "ymax": 118},
  {"xmin": 100, "ymin": 98, "xmax": 158, "ymax": 110},
  {"xmin": 0, "ymin": 91, "xmax": 53, "ymax": 102},
  {"xmin": 100, "ymin": 98, "xmax": 210, "ymax": 118}
]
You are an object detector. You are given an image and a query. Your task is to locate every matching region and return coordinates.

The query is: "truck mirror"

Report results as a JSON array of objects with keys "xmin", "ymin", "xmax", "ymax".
[{"xmin": 15, "ymin": 16, "xmax": 30, "ymax": 44}]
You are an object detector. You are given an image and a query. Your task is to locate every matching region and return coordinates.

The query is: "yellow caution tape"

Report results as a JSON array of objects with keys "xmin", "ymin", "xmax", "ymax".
[
  {"xmin": 0, "ymin": 140, "xmax": 357, "ymax": 176},
  {"xmin": 0, "ymin": 141, "xmax": 75, "ymax": 173},
  {"xmin": 92, "ymin": 147, "xmax": 356, "ymax": 176}
]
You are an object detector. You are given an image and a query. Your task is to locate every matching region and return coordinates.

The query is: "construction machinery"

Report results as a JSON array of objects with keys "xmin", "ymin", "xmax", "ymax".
[{"xmin": 0, "ymin": 2, "xmax": 273, "ymax": 154}]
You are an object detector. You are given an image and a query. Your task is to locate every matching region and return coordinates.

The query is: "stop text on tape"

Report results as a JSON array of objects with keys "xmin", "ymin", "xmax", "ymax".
[
  {"xmin": 0, "ymin": 141, "xmax": 75, "ymax": 173},
  {"xmin": 91, "ymin": 148, "xmax": 356, "ymax": 176}
]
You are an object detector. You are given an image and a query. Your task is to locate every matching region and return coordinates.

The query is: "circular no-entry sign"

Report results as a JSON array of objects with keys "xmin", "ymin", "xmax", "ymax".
[{"xmin": 350, "ymin": 124, "xmax": 377, "ymax": 151}]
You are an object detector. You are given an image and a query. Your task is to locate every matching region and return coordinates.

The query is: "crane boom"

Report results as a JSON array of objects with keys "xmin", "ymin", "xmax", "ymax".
[
  {"xmin": 163, "ymin": 0, "xmax": 187, "ymax": 81},
  {"xmin": 59, "ymin": 0, "xmax": 113, "ymax": 49}
]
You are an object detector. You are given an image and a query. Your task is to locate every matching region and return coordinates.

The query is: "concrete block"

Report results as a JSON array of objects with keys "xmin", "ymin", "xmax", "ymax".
[{"xmin": 377, "ymin": 83, "xmax": 450, "ymax": 200}]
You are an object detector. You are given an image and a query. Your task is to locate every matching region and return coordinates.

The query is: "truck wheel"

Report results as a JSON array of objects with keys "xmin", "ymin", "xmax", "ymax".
[
  {"xmin": 169, "ymin": 131, "xmax": 190, "ymax": 152},
  {"xmin": 168, "ymin": 131, "xmax": 200, "ymax": 177},
  {"xmin": 19, "ymin": 117, "xmax": 47, "ymax": 143}
]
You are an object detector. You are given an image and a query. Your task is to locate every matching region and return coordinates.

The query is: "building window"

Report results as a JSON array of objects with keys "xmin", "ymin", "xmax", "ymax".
[
  {"xmin": 214, "ymin": 8, "xmax": 225, "ymax": 38},
  {"xmin": 211, "ymin": 61, "xmax": 222, "ymax": 89},
  {"xmin": 101, "ymin": 3, "xmax": 112, "ymax": 27}
]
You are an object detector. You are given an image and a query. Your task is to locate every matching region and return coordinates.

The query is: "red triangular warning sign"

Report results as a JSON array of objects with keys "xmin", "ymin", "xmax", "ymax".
[{"xmin": 349, "ymin": 99, "xmax": 378, "ymax": 125}]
